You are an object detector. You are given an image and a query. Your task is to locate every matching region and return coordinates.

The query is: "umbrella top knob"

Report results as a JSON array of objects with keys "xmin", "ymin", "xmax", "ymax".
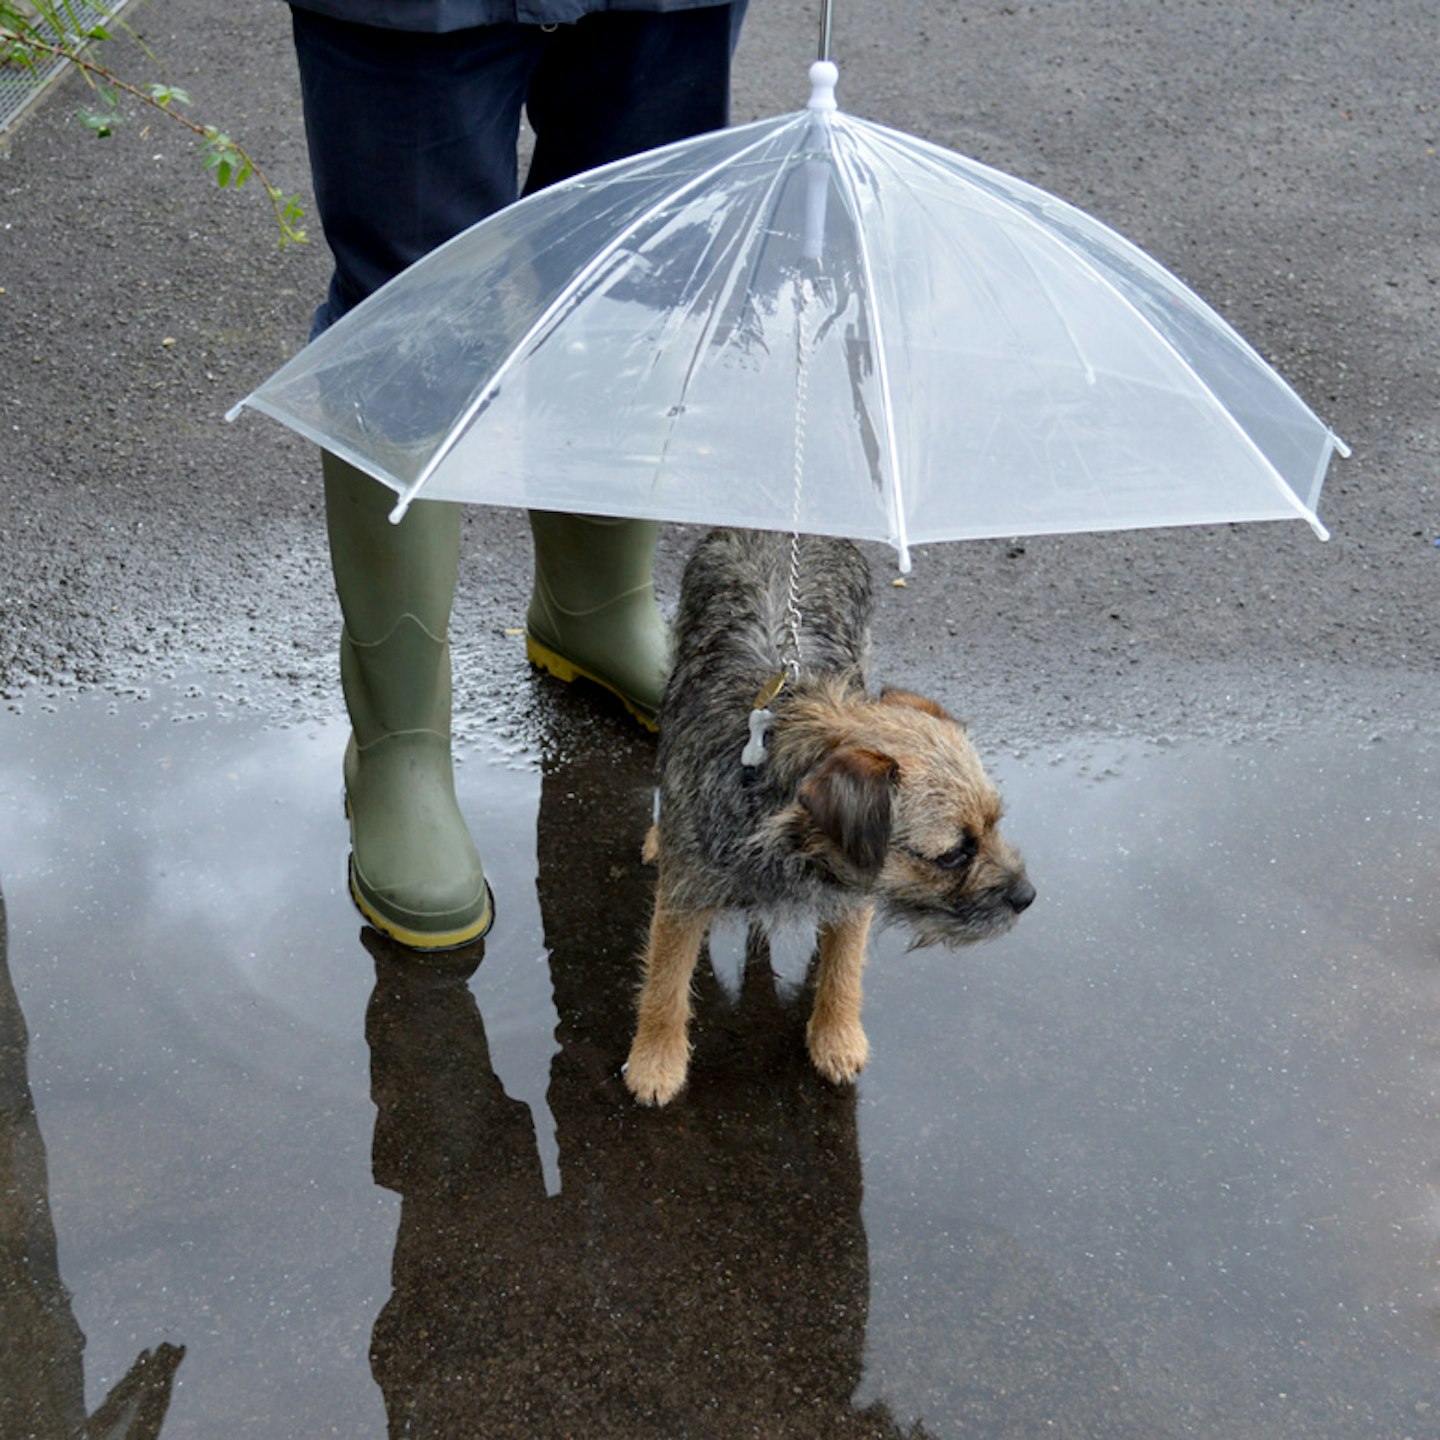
[{"xmin": 807, "ymin": 60, "xmax": 839, "ymax": 113}]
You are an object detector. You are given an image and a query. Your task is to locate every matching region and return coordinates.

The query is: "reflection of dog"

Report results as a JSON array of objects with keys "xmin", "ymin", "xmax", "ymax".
[{"xmin": 624, "ymin": 529, "xmax": 1035, "ymax": 1106}]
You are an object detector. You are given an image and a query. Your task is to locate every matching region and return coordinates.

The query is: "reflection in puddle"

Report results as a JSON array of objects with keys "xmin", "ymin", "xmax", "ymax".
[{"xmin": 0, "ymin": 687, "xmax": 1435, "ymax": 1437}]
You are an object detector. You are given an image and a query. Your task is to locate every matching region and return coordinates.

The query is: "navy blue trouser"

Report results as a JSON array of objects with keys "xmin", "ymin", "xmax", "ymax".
[{"xmin": 292, "ymin": 5, "xmax": 747, "ymax": 338}]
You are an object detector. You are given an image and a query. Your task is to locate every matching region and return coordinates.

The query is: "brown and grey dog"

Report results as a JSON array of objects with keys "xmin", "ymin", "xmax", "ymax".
[{"xmin": 624, "ymin": 528, "xmax": 1035, "ymax": 1106}]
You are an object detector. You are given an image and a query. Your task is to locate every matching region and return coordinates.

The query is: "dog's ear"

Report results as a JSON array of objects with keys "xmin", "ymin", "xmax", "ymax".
[
  {"xmin": 798, "ymin": 747, "xmax": 899, "ymax": 875},
  {"xmin": 879, "ymin": 687, "xmax": 957, "ymax": 724}
]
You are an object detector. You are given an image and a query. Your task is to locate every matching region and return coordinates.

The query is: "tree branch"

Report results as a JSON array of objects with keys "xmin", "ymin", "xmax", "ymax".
[{"xmin": 0, "ymin": 17, "xmax": 307, "ymax": 246}]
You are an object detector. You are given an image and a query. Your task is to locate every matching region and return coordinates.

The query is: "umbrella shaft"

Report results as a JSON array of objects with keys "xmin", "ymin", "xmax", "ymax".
[{"xmin": 817, "ymin": 0, "xmax": 833, "ymax": 60}]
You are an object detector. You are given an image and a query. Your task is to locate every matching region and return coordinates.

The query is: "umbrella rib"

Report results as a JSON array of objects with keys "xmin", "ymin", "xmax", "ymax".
[
  {"xmin": 652, "ymin": 134, "xmax": 802, "ymax": 477},
  {"xmin": 869, "ymin": 122, "xmax": 1335, "ymax": 537},
  {"xmin": 387, "ymin": 122, "xmax": 802, "ymax": 522},
  {"xmin": 826, "ymin": 120, "xmax": 911, "ymax": 571}
]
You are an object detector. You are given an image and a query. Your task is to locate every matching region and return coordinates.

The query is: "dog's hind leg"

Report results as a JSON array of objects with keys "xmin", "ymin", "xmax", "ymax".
[
  {"xmin": 625, "ymin": 891, "xmax": 714, "ymax": 1106},
  {"xmin": 807, "ymin": 902, "xmax": 874, "ymax": 1085}
]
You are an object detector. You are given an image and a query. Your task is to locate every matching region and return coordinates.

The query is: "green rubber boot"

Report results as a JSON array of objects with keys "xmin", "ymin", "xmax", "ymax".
[
  {"xmin": 325, "ymin": 453, "xmax": 493, "ymax": 950},
  {"xmin": 525, "ymin": 512, "xmax": 670, "ymax": 731}
]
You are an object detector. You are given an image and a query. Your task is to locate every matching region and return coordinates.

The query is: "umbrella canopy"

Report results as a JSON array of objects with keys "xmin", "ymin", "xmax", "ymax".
[{"xmin": 228, "ymin": 60, "xmax": 1346, "ymax": 571}]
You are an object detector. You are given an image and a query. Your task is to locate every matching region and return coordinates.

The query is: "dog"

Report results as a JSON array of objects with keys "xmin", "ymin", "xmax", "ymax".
[{"xmin": 623, "ymin": 529, "xmax": 1035, "ymax": 1106}]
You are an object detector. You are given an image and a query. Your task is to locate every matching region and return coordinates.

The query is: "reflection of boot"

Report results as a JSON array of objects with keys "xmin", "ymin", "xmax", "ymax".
[
  {"xmin": 363, "ymin": 929, "xmax": 551, "ymax": 1435},
  {"xmin": 326, "ymin": 453, "xmax": 492, "ymax": 949},
  {"xmin": 525, "ymin": 511, "xmax": 669, "ymax": 731},
  {"xmin": 362, "ymin": 928, "xmax": 523, "ymax": 1201}
]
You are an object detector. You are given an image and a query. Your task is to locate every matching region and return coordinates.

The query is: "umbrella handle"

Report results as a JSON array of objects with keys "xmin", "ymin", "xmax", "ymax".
[
  {"xmin": 803, "ymin": 60, "xmax": 839, "ymax": 263},
  {"xmin": 818, "ymin": 0, "xmax": 833, "ymax": 61}
]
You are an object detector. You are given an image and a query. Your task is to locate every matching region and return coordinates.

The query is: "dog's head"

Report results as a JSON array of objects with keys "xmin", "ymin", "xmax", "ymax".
[{"xmin": 792, "ymin": 688, "xmax": 1034, "ymax": 946}]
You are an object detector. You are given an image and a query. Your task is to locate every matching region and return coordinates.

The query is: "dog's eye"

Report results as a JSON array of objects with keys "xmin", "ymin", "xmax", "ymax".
[{"xmin": 935, "ymin": 837, "xmax": 978, "ymax": 871}]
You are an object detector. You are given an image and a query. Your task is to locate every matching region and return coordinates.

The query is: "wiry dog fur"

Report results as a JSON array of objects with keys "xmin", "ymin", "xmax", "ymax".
[{"xmin": 624, "ymin": 529, "xmax": 1034, "ymax": 1105}]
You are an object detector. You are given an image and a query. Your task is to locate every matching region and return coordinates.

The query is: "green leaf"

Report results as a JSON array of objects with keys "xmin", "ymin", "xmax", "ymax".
[
  {"xmin": 146, "ymin": 83, "xmax": 191, "ymax": 109},
  {"xmin": 200, "ymin": 138, "xmax": 230, "ymax": 172},
  {"xmin": 1, "ymin": 42, "xmax": 38, "ymax": 73},
  {"xmin": 77, "ymin": 108, "xmax": 117, "ymax": 137}
]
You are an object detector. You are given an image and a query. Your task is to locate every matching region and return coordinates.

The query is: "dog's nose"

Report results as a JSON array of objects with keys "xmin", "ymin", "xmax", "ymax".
[{"xmin": 1007, "ymin": 878, "xmax": 1036, "ymax": 913}]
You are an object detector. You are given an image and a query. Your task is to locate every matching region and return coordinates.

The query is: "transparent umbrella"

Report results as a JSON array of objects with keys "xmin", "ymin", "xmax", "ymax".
[{"xmin": 228, "ymin": 21, "xmax": 1346, "ymax": 572}]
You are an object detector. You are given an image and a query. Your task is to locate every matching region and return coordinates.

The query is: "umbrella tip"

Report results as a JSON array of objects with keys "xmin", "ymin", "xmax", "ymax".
[{"xmin": 808, "ymin": 60, "xmax": 839, "ymax": 113}]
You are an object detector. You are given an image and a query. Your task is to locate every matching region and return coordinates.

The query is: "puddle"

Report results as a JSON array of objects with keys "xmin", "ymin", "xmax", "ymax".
[{"xmin": 1, "ymin": 686, "xmax": 1436, "ymax": 1438}]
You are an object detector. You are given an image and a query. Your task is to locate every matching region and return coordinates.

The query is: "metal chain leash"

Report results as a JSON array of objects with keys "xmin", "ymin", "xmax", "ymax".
[{"xmin": 783, "ymin": 274, "xmax": 815, "ymax": 680}]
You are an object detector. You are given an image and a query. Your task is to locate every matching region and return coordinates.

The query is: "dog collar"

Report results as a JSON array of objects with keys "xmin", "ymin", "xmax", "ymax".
[{"xmin": 741, "ymin": 672, "xmax": 787, "ymax": 768}]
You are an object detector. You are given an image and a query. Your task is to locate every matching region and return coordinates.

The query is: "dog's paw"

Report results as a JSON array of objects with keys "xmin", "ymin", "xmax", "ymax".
[
  {"xmin": 623, "ymin": 1041, "xmax": 690, "ymax": 1106},
  {"xmin": 807, "ymin": 1021, "xmax": 870, "ymax": 1086}
]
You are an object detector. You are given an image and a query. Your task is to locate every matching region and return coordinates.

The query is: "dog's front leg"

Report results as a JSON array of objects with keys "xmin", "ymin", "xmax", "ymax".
[
  {"xmin": 625, "ymin": 891, "xmax": 714, "ymax": 1106},
  {"xmin": 807, "ymin": 902, "xmax": 874, "ymax": 1085}
]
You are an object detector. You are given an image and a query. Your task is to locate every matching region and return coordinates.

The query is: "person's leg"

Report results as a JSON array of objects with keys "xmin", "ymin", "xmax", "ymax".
[
  {"xmin": 294, "ymin": 10, "xmax": 542, "ymax": 331},
  {"xmin": 519, "ymin": 3, "xmax": 746, "ymax": 727},
  {"xmin": 522, "ymin": 3, "xmax": 741, "ymax": 195},
  {"xmin": 294, "ymin": 14, "xmax": 542, "ymax": 946}
]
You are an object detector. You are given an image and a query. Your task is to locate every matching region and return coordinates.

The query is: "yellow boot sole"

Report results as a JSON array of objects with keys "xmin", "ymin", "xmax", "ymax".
[
  {"xmin": 348, "ymin": 863, "xmax": 494, "ymax": 951},
  {"xmin": 525, "ymin": 632, "xmax": 660, "ymax": 733}
]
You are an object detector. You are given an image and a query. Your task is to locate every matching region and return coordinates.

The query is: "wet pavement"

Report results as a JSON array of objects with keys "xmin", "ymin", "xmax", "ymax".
[
  {"xmin": 2, "ymin": 682, "xmax": 1436, "ymax": 1439},
  {"xmin": 4, "ymin": 0, "xmax": 1440, "ymax": 1434}
]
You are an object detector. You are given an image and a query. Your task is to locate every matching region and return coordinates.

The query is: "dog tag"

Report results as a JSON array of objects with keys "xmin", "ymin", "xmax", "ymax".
[
  {"xmin": 743, "ymin": 674, "xmax": 785, "ymax": 767},
  {"xmin": 742, "ymin": 707, "xmax": 775, "ymax": 768}
]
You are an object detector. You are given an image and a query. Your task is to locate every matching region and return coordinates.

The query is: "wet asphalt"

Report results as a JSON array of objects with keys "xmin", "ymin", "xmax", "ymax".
[{"xmin": 1, "ymin": 1, "xmax": 1438, "ymax": 1437}]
